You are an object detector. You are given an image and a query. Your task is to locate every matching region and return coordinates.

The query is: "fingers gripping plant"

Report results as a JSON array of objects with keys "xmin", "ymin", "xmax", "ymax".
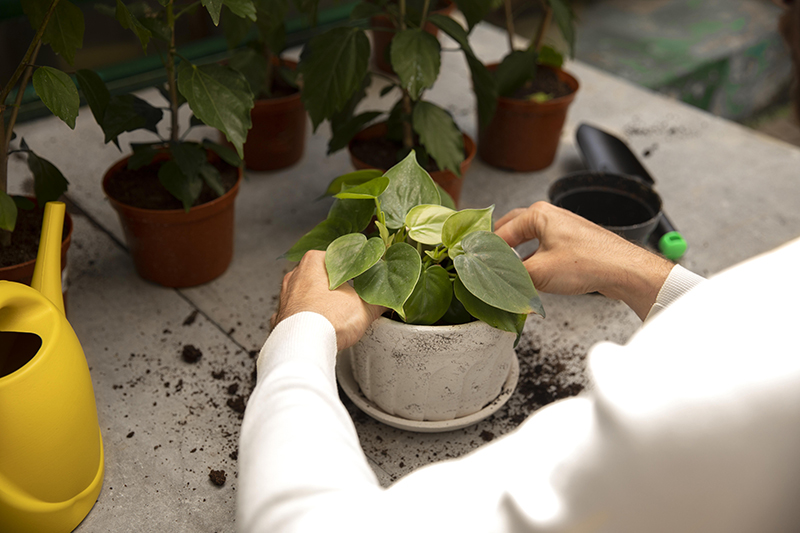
[
  {"xmin": 0, "ymin": 0, "xmax": 84, "ymax": 246},
  {"xmin": 79, "ymin": 0, "xmax": 257, "ymax": 211},
  {"xmin": 286, "ymin": 152, "xmax": 545, "ymax": 335}
]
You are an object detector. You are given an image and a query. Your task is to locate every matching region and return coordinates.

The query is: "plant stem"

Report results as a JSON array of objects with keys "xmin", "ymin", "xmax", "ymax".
[
  {"xmin": 5, "ymin": 41, "xmax": 42, "ymax": 154},
  {"xmin": 532, "ymin": 5, "xmax": 553, "ymax": 52},
  {"xmin": 166, "ymin": 0, "xmax": 180, "ymax": 143},
  {"xmin": 503, "ymin": 0, "xmax": 515, "ymax": 53},
  {"xmin": 420, "ymin": 0, "xmax": 431, "ymax": 29}
]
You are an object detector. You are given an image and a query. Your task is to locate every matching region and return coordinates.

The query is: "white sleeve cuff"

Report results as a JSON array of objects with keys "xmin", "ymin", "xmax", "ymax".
[{"xmin": 644, "ymin": 264, "xmax": 705, "ymax": 322}]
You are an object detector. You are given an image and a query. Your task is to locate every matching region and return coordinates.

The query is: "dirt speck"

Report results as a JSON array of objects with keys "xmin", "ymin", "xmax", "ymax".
[
  {"xmin": 227, "ymin": 395, "xmax": 246, "ymax": 414},
  {"xmin": 209, "ymin": 469, "xmax": 226, "ymax": 486},
  {"xmin": 226, "ymin": 383, "xmax": 239, "ymax": 395},
  {"xmin": 183, "ymin": 310, "xmax": 199, "ymax": 326},
  {"xmin": 479, "ymin": 430, "xmax": 494, "ymax": 442},
  {"xmin": 181, "ymin": 345, "xmax": 202, "ymax": 364},
  {"xmin": 127, "ymin": 431, "xmax": 135, "ymax": 438}
]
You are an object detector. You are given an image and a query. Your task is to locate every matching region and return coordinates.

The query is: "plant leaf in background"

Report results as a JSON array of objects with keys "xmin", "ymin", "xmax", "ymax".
[
  {"xmin": 325, "ymin": 234, "xmax": 385, "ymax": 289},
  {"xmin": 0, "ymin": 191, "xmax": 18, "ymax": 232},
  {"xmin": 412, "ymin": 101, "xmax": 464, "ymax": 176},
  {"xmin": 76, "ymin": 69, "xmax": 109, "ymax": 127},
  {"xmin": 334, "ymin": 176, "xmax": 390, "ymax": 200},
  {"xmin": 177, "ymin": 63, "xmax": 254, "ymax": 158},
  {"xmin": 405, "ymin": 204, "xmax": 455, "ymax": 245},
  {"xmin": 228, "ymin": 48, "xmax": 269, "ymax": 98},
  {"xmin": 222, "ymin": 6, "xmax": 252, "ymax": 48},
  {"xmin": 454, "ymin": 231, "xmax": 544, "ymax": 315},
  {"xmin": 452, "ymin": 0, "xmax": 494, "ymax": 31},
  {"xmin": 441, "ymin": 206, "xmax": 493, "ymax": 251},
  {"xmin": 284, "ymin": 217, "xmax": 353, "ymax": 261},
  {"xmin": 202, "ymin": 140, "xmax": 243, "ymax": 168},
  {"xmin": 328, "ymin": 111, "xmax": 382, "ymax": 154},
  {"xmin": 323, "ymin": 169, "xmax": 383, "ymax": 197},
  {"xmin": 27, "ymin": 151, "xmax": 69, "ymax": 205},
  {"xmin": 128, "ymin": 143, "xmax": 160, "ymax": 170},
  {"xmin": 454, "ymin": 278, "xmax": 526, "ymax": 335},
  {"xmin": 23, "ymin": 0, "xmax": 84, "ymax": 65},
  {"xmin": 390, "ymin": 29, "xmax": 441, "ymax": 100},
  {"xmin": 349, "ymin": 1, "xmax": 383, "ymax": 20},
  {"xmin": 549, "ymin": 0, "xmax": 576, "ymax": 57},
  {"xmin": 378, "ymin": 150, "xmax": 440, "ymax": 229},
  {"xmin": 225, "ymin": 0, "xmax": 258, "ymax": 21},
  {"xmin": 202, "ymin": 0, "xmax": 225, "ymax": 25},
  {"xmin": 495, "ymin": 48, "xmax": 538, "ymax": 97},
  {"xmin": 170, "ymin": 142, "xmax": 208, "ymax": 184},
  {"xmin": 115, "ymin": 0, "xmax": 152, "ymax": 51},
  {"xmin": 32, "ymin": 67, "xmax": 79, "ymax": 129},
  {"xmin": 198, "ymin": 164, "xmax": 225, "ymax": 196},
  {"xmin": 403, "ymin": 264, "xmax": 452, "ymax": 324},
  {"xmin": 158, "ymin": 161, "xmax": 203, "ymax": 211},
  {"xmin": 328, "ymin": 198, "xmax": 375, "ymax": 233},
  {"xmin": 299, "ymin": 27, "xmax": 371, "ymax": 130},
  {"xmin": 102, "ymin": 95, "xmax": 163, "ymax": 145},
  {"xmin": 537, "ymin": 45, "xmax": 564, "ymax": 68},
  {"xmin": 354, "ymin": 242, "xmax": 421, "ymax": 318}
]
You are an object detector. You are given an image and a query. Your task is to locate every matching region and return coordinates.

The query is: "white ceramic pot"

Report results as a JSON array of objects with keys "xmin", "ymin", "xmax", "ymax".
[{"xmin": 349, "ymin": 317, "xmax": 517, "ymax": 422}]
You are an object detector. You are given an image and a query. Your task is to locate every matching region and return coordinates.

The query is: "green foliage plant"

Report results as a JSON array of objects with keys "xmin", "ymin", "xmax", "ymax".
[
  {"xmin": 286, "ymin": 151, "xmax": 544, "ymax": 336},
  {"xmin": 0, "ymin": 0, "xmax": 84, "ymax": 246},
  {"xmin": 80, "ymin": 0, "xmax": 258, "ymax": 211}
]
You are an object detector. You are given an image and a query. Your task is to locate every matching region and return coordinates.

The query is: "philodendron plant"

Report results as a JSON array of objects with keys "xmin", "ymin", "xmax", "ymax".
[{"xmin": 286, "ymin": 151, "xmax": 544, "ymax": 335}]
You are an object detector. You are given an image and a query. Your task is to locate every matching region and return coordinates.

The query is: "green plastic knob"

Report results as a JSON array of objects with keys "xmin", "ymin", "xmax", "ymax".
[{"xmin": 658, "ymin": 231, "xmax": 687, "ymax": 260}]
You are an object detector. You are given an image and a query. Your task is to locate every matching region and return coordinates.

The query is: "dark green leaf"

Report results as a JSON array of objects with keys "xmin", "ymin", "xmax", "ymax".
[
  {"xmin": 428, "ymin": 13, "xmax": 472, "ymax": 51},
  {"xmin": 202, "ymin": 139, "xmax": 243, "ymax": 167},
  {"xmin": 298, "ymin": 27, "xmax": 371, "ymax": 130},
  {"xmin": 403, "ymin": 264, "xmax": 452, "ymax": 324},
  {"xmin": 284, "ymin": 217, "xmax": 352, "ymax": 261},
  {"xmin": 158, "ymin": 160, "xmax": 203, "ymax": 211},
  {"xmin": 128, "ymin": 144, "xmax": 160, "ymax": 170},
  {"xmin": 323, "ymin": 169, "xmax": 383, "ymax": 197},
  {"xmin": 379, "ymin": 84, "xmax": 396, "ymax": 97},
  {"xmin": 224, "ymin": 0, "xmax": 257, "ymax": 21},
  {"xmin": 549, "ymin": 0, "xmax": 576, "ymax": 57},
  {"xmin": 139, "ymin": 13, "xmax": 171, "ymax": 42},
  {"xmin": 24, "ymin": 0, "xmax": 84, "ymax": 65},
  {"xmin": 254, "ymin": 0, "xmax": 287, "ymax": 46},
  {"xmin": 203, "ymin": 0, "xmax": 224, "ymax": 25},
  {"xmin": 349, "ymin": 1, "xmax": 382, "ymax": 20},
  {"xmin": 328, "ymin": 111, "xmax": 382, "ymax": 154},
  {"xmin": 177, "ymin": 63, "xmax": 255, "ymax": 158},
  {"xmin": 329, "ymin": 74, "xmax": 371, "ymax": 135},
  {"xmin": 12, "ymin": 196, "xmax": 35, "ymax": 210},
  {"xmin": 0, "ymin": 191, "xmax": 18, "ymax": 232},
  {"xmin": 228, "ymin": 47, "xmax": 268, "ymax": 97},
  {"xmin": 378, "ymin": 150, "xmax": 440, "ymax": 229},
  {"xmin": 537, "ymin": 45, "xmax": 564, "ymax": 68},
  {"xmin": 32, "ymin": 66, "xmax": 79, "ymax": 129},
  {"xmin": 466, "ymin": 53, "xmax": 498, "ymax": 129},
  {"xmin": 325, "ymin": 234, "xmax": 385, "ymax": 289},
  {"xmin": 454, "ymin": 231, "xmax": 544, "ymax": 315},
  {"xmin": 495, "ymin": 48, "xmax": 537, "ymax": 98},
  {"xmin": 390, "ymin": 29, "xmax": 440, "ymax": 100},
  {"xmin": 102, "ymin": 94, "xmax": 163, "ymax": 144},
  {"xmin": 170, "ymin": 142, "xmax": 208, "ymax": 183},
  {"xmin": 115, "ymin": 0, "xmax": 151, "ymax": 51},
  {"xmin": 354, "ymin": 242, "xmax": 421, "ymax": 318},
  {"xmin": 328, "ymin": 198, "xmax": 375, "ymax": 233},
  {"xmin": 441, "ymin": 290, "xmax": 473, "ymax": 324},
  {"xmin": 334, "ymin": 176, "xmax": 390, "ymax": 200},
  {"xmin": 454, "ymin": 277, "xmax": 526, "ymax": 334},
  {"xmin": 412, "ymin": 101, "xmax": 464, "ymax": 176},
  {"xmin": 76, "ymin": 69, "xmax": 110, "ymax": 128},
  {"xmin": 452, "ymin": 0, "xmax": 493, "ymax": 31},
  {"xmin": 199, "ymin": 163, "xmax": 226, "ymax": 196},
  {"xmin": 222, "ymin": 6, "xmax": 253, "ymax": 48},
  {"xmin": 27, "ymin": 151, "xmax": 69, "ymax": 204}
]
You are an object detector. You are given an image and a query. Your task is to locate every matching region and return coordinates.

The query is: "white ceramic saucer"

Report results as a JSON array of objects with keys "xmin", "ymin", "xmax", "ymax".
[{"xmin": 336, "ymin": 349, "xmax": 519, "ymax": 433}]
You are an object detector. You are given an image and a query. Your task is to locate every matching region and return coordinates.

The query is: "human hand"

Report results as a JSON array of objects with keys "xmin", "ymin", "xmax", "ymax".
[
  {"xmin": 495, "ymin": 202, "xmax": 674, "ymax": 320},
  {"xmin": 271, "ymin": 250, "xmax": 385, "ymax": 350}
]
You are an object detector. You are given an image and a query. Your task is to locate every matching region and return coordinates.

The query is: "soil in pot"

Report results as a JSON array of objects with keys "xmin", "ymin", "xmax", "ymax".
[
  {"xmin": 0, "ymin": 206, "xmax": 69, "ymax": 269},
  {"xmin": 350, "ymin": 137, "xmax": 443, "ymax": 175}
]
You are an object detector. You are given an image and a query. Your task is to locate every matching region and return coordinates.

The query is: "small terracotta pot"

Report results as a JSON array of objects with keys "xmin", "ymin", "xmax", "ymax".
[
  {"xmin": 102, "ymin": 152, "xmax": 242, "ymax": 288},
  {"xmin": 371, "ymin": 0, "xmax": 455, "ymax": 74},
  {"xmin": 478, "ymin": 65, "xmax": 579, "ymax": 172},
  {"xmin": 240, "ymin": 59, "xmax": 306, "ymax": 171},
  {"xmin": 347, "ymin": 122, "xmax": 476, "ymax": 206}
]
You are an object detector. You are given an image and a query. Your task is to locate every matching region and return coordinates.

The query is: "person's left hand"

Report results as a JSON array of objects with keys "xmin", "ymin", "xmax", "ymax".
[{"xmin": 271, "ymin": 250, "xmax": 385, "ymax": 351}]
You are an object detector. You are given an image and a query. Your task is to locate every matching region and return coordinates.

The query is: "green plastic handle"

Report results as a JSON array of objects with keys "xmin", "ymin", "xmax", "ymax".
[{"xmin": 658, "ymin": 231, "xmax": 687, "ymax": 261}]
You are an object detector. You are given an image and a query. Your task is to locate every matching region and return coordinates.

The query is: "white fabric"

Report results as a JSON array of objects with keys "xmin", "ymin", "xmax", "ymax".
[
  {"xmin": 238, "ymin": 238, "xmax": 800, "ymax": 533},
  {"xmin": 644, "ymin": 264, "xmax": 705, "ymax": 322}
]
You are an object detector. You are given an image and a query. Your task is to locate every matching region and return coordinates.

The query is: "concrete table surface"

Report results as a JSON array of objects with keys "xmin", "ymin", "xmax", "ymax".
[{"xmin": 7, "ymin": 20, "xmax": 800, "ymax": 533}]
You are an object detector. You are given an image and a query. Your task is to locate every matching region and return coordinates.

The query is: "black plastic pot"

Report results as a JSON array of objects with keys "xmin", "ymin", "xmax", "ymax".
[{"xmin": 548, "ymin": 172, "xmax": 663, "ymax": 244}]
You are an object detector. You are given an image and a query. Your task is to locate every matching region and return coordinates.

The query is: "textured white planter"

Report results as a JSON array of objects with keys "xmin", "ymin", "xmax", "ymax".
[{"xmin": 349, "ymin": 317, "xmax": 517, "ymax": 422}]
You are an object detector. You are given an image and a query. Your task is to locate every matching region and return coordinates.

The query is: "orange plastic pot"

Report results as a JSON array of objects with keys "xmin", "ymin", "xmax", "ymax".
[
  {"xmin": 478, "ymin": 66, "xmax": 579, "ymax": 172},
  {"xmin": 241, "ymin": 59, "xmax": 306, "ymax": 171},
  {"xmin": 371, "ymin": 1, "xmax": 455, "ymax": 74},
  {"xmin": 347, "ymin": 122, "xmax": 475, "ymax": 206},
  {"xmin": 102, "ymin": 152, "xmax": 242, "ymax": 288}
]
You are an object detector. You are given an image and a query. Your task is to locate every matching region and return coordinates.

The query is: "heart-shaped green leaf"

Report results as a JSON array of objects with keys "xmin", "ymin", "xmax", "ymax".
[
  {"xmin": 354, "ymin": 242, "xmax": 421, "ymax": 318},
  {"xmin": 24, "ymin": 0, "xmax": 84, "ymax": 66},
  {"xmin": 442, "ymin": 206, "xmax": 493, "ymax": 252},
  {"xmin": 390, "ymin": 29, "xmax": 441, "ymax": 100},
  {"xmin": 284, "ymin": 218, "xmax": 352, "ymax": 261},
  {"xmin": 334, "ymin": 176, "xmax": 390, "ymax": 200},
  {"xmin": 403, "ymin": 264, "xmax": 452, "ymax": 324},
  {"xmin": 328, "ymin": 198, "xmax": 375, "ymax": 233},
  {"xmin": 0, "ymin": 191, "xmax": 18, "ymax": 232},
  {"xmin": 405, "ymin": 204, "xmax": 455, "ymax": 245},
  {"xmin": 323, "ymin": 169, "xmax": 384, "ymax": 197},
  {"xmin": 378, "ymin": 150, "xmax": 440, "ymax": 229},
  {"xmin": 32, "ymin": 67, "xmax": 79, "ymax": 129},
  {"xmin": 325, "ymin": 234, "xmax": 385, "ymax": 289},
  {"xmin": 27, "ymin": 151, "xmax": 69, "ymax": 205},
  {"xmin": 158, "ymin": 160, "xmax": 203, "ymax": 212},
  {"xmin": 454, "ymin": 277, "xmax": 527, "ymax": 335},
  {"xmin": 454, "ymin": 231, "xmax": 544, "ymax": 316},
  {"xmin": 412, "ymin": 101, "xmax": 464, "ymax": 176}
]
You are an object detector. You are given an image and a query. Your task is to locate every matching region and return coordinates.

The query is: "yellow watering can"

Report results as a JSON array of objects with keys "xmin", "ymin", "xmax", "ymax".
[{"xmin": 0, "ymin": 202, "xmax": 104, "ymax": 532}]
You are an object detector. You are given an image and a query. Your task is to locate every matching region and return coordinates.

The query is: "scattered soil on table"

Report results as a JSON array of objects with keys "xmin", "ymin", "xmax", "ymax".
[
  {"xmin": 183, "ymin": 310, "xmax": 199, "ymax": 326},
  {"xmin": 227, "ymin": 383, "xmax": 239, "ymax": 395},
  {"xmin": 350, "ymin": 137, "xmax": 444, "ymax": 174},
  {"xmin": 0, "ymin": 205, "xmax": 68, "ymax": 269},
  {"xmin": 227, "ymin": 395, "xmax": 246, "ymax": 414},
  {"xmin": 104, "ymin": 157, "xmax": 238, "ymax": 211},
  {"xmin": 181, "ymin": 344, "xmax": 203, "ymax": 363},
  {"xmin": 508, "ymin": 68, "xmax": 574, "ymax": 101},
  {"xmin": 209, "ymin": 469, "xmax": 227, "ymax": 486}
]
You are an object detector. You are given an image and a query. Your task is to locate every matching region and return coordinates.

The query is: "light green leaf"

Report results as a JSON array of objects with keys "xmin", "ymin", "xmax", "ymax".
[
  {"xmin": 115, "ymin": 0, "xmax": 151, "ymax": 51},
  {"xmin": 495, "ymin": 48, "xmax": 538, "ymax": 98},
  {"xmin": 325, "ymin": 234, "xmax": 385, "ymax": 289},
  {"xmin": 32, "ymin": 67, "xmax": 79, "ymax": 129},
  {"xmin": 454, "ymin": 231, "xmax": 544, "ymax": 316},
  {"xmin": 441, "ymin": 206, "xmax": 493, "ymax": 251},
  {"xmin": 334, "ymin": 176, "xmax": 390, "ymax": 200},
  {"xmin": 454, "ymin": 277, "xmax": 527, "ymax": 334},
  {"xmin": 390, "ymin": 29, "xmax": 440, "ymax": 100},
  {"xmin": 158, "ymin": 160, "xmax": 203, "ymax": 211},
  {"xmin": 412, "ymin": 101, "xmax": 464, "ymax": 176},
  {"xmin": 378, "ymin": 150, "xmax": 440, "ymax": 229},
  {"xmin": 177, "ymin": 63, "xmax": 254, "ymax": 158},
  {"xmin": 328, "ymin": 198, "xmax": 375, "ymax": 233},
  {"xmin": 403, "ymin": 264, "xmax": 452, "ymax": 325},
  {"xmin": 76, "ymin": 69, "xmax": 110, "ymax": 129},
  {"xmin": 27, "ymin": 151, "xmax": 69, "ymax": 205},
  {"xmin": 298, "ymin": 27, "xmax": 370, "ymax": 130},
  {"xmin": 284, "ymin": 218, "xmax": 352, "ymax": 261},
  {"xmin": 323, "ymin": 169, "xmax": 384, "ymax": 197},
  {"xmin": 0, "ymin": 191, "xmax": 18, "ymax": 232},
  {"xmin": 24, "ymin": 0, "xmax": 84, "ymax": 65},
  {"xmin": 354, "ymin": 242, "xmax": 421, "ymax": 318},
  {"xmin": 328, "ymin": 111, "xmax": 382, "ymax": 154},
  {"xmin": 405, "ymin": 204, "xmax": 455, "ymax": 245},
  {"xmin": 203, "ymin": 0, "xmax": 224, "ymax": 25}
]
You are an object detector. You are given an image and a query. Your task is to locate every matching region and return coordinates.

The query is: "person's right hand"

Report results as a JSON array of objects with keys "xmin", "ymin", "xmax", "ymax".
[{"xmin": 495, "ymin": 202, "xmax": 674, "ymax": 320}]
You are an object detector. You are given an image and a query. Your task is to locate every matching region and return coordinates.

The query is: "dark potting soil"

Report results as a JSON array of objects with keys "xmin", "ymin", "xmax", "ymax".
[
  {"xmin": 209, "ymin": 469, "xmax": 227, "ymax": 486},
  {"xmin": 510, "ymin": 68, "xmax": 574, "ymax": 101},
  {"xmin": 0, "ymin": 205, "xmax": 69, "ymax": 269},
  {"xmin": 350, "ymin": 137, "xmax": 443, "ymax": 173},
  {"xmin": 181, "ymin": 344, "xmax": 203, "ymax": 363},
  {"xmin": 104, "ymin": 158, "xmax": 238, "ymax": 211}
]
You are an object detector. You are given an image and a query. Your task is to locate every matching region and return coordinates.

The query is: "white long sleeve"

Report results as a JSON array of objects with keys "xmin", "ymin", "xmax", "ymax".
[{"xmin": 239, "ymin": 238, "xmax": 800, "ymax": 533}]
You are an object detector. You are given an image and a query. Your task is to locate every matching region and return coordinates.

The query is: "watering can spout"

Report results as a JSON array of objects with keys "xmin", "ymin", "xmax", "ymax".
[{"xmin": 30, "ymin": 201, "xmax": 65, "ymax": 315}]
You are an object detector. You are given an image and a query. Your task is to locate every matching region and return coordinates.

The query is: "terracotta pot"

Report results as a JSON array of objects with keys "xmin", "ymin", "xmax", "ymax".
[
  {"xmin": 349, "ymin": 317, "xmax": 517, "ymax": 421},
  {"xmin": 478, "ymin": 65, "xmax": 579, "ymax": 172},
  {"xmin": 241, "ymin": 59, "xmax": 306, "ymax": 171},
  {"xmin": 102, "ymin": 152, "xmax": 242, "ymax": 288},
  {"xmin": 347, "ymin": 122, "xmax": 476, "ymax": 207},
  {"xmin": 371, "ymin": 0, "xmax": 456, "ymax": 74}
]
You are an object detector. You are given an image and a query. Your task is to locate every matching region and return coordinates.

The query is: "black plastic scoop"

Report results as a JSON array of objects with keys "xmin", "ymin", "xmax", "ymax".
[{"xmin": 575, "ymin": 123, "xmax": 687, "ymax": 260}]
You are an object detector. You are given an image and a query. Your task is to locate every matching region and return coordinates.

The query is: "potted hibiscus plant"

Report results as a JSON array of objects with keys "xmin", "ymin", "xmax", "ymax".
[
  {"xmin": 1, "ymin": 0, "xmax": 83, "ymax": 287},
  {"xmin": 298, "ymin": 1, "xmax": 487, "ymax": 206},
  {"xmin": 79, "ymin": 0, "xmax": 256, "ymax": 287},
  {"xmin": 222, "ymin": 0, "xmax": 308, "ymax": 171},
  {"xmin": 286, "ymin": 151, "xmax": 545, "ymax": 427}
]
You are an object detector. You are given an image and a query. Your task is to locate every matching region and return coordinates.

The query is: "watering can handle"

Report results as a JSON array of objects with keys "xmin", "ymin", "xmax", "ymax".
[{"xmin": 31, "ymin": 202, "xmax": 65, "ymax": 315}]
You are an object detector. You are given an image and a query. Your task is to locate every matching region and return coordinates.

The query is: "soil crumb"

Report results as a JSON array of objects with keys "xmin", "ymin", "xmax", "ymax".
[
  {"xmin": 183, "ymin": 310, "xmax": 199, "ymax": 326},
  {"xmin": 181, "ymin": 344, "xmax": 202, "ymax": 364},
  {"xmin": 227, "ymin": 395, "xmax": 246, "ymax": 414},
  {"xmin": 127, "ymin": 431, "xmax": 135, "ymax": 438},
  {"xmin": 479, "ymin": 430, "xmax": 495, "ymax": 442},
  {"xmin": 209, "ymin": 469, "xmax": 226, "ymax": 486},
  {"xmin": 212, "ymin": 370, "xmax": 226, "ymax": 380},
  {"xmin": 227, "ymin": 383, "xmax": 239, "ymax": 395}
]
